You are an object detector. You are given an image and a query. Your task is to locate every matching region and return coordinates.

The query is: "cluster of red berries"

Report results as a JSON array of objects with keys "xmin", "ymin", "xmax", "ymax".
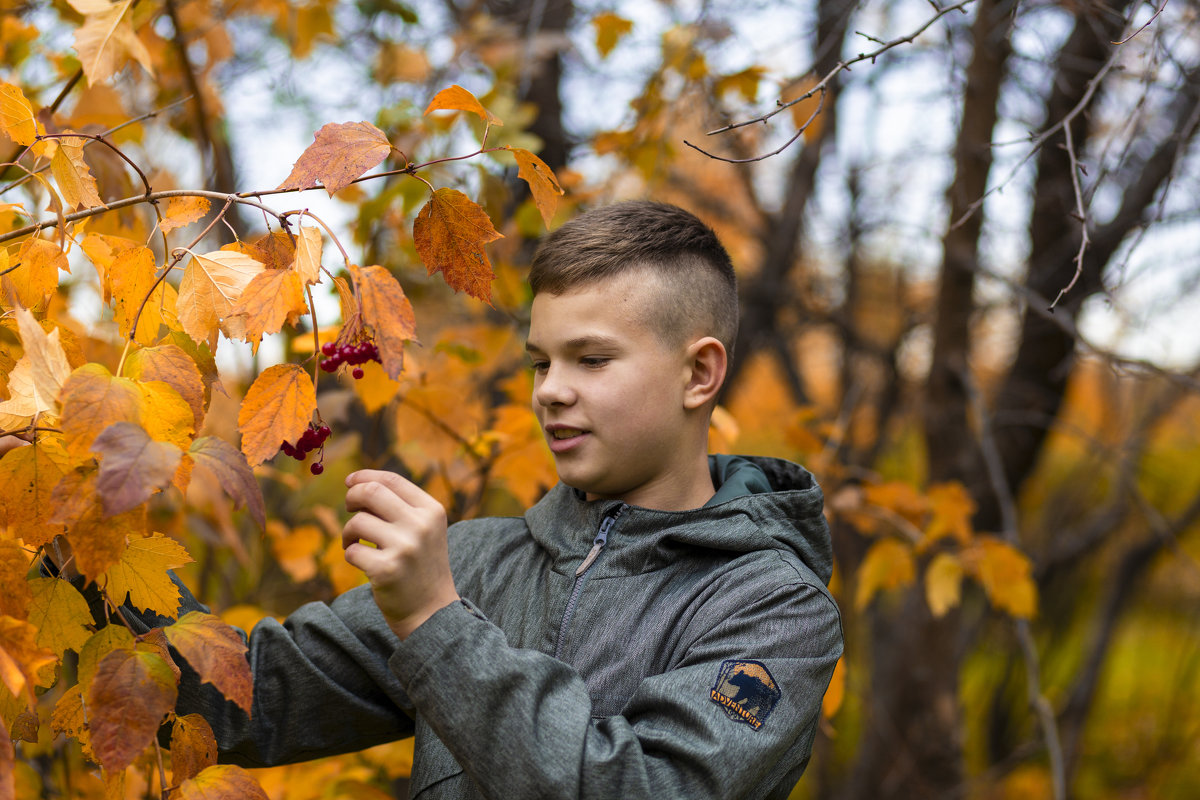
[
  {"xmin": 320, "ymin": 340, "xmax": 381, "ymax": 380},
  {"xmin": 280, "ymin": 423, "xmax": 331, "ymax": 475}
]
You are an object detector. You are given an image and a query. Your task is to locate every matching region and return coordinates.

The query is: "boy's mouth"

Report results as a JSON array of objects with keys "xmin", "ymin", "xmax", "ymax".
[
  {"xmin": 550, "ymin": 427, "xmax": 586, "ymax": 440},
  {"xmin": 546, "ymin": 426, "xmax": 589, "ymax": 453}
]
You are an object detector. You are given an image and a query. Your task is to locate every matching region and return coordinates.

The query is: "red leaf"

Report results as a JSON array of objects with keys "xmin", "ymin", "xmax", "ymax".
[
  {"xmin": 277, "ymin": 121, "xmax": 392, "ymax": 197},
  {"xmin": 86, "ymin": 647, "xmax": 178, "ymax": 771},
  {"xmin": 164, "ymin": 611, "xmax": 252, "ymax": 714},
  {"xmin": 412, "ymin": 188, "xmax": 502, "ymax": 303}
]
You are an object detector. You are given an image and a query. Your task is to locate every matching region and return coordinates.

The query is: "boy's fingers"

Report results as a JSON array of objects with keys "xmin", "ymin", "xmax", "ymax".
[
  {"xmin": 346, "ymin": 469, "xmax": 441, "ymax": 511},
  {"xmin": 345, "ymin": 480, "xmax": 413, "ymax": 522},
  {"xmin": 341, "ymin": 511, "xmax": 398, "ymax": 551},
  {"xmin": 0, "ymin": 435, "xmax": 32, "ymax": 457}
]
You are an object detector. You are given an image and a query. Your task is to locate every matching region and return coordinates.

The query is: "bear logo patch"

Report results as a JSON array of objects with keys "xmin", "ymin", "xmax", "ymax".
[{"xmin": 710, "ymin": 659, "xmax": 781, "ymax": 730}]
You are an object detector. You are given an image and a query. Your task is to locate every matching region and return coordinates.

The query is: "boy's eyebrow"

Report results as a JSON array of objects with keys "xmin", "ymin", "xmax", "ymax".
[{"xmin": 525, "ymin": 335, "xmax": 622, "ymax": 353}]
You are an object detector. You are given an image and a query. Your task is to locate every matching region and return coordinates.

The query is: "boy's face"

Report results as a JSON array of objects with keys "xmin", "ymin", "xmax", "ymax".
[{"xmin": 525, "ymin": 271, "xmax": 700, "ymax": 508}]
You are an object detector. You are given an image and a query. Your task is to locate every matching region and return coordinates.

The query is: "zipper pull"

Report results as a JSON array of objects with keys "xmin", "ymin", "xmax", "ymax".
[{"xmin": 575, "ymin": 506, "xmax": 625, "ymax": 577}]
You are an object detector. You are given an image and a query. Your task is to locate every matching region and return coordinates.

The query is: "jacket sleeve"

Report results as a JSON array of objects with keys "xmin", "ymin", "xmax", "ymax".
[{"xmin": 391, "ymin": 581, "xmax": 843, "ymax": 799}]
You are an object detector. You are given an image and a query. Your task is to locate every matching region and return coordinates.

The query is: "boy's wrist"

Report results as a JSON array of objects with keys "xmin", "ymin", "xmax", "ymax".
[{"xmin": 384, "ymin": 591, "xmax": 462, "ymax": 641}]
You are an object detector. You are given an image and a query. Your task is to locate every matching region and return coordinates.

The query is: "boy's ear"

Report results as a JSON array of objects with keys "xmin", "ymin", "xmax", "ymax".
[{"xmin": 682, "ymin": 337, "xmax": 727, "ymax": 410}]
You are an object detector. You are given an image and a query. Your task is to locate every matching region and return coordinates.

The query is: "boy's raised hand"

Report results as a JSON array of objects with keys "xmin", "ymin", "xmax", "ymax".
[{"xmin": 343, "ymin": 470, "xmax": 461, "ymax": 640}]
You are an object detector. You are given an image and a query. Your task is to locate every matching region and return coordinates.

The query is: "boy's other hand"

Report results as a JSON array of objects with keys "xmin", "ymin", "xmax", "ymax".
[
  {"xmin": 0, "ymin": 433, "xmax": 31, "ymax": 458},
  {"xmin": 343, "ymin": 470, "xmax": 460, "ymax": 640}
]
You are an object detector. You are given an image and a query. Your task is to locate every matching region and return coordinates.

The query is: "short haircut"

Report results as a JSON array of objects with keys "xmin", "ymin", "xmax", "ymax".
[{"xmin": 528, "ymin": 201, "xmax": 739, "ymax": 360}]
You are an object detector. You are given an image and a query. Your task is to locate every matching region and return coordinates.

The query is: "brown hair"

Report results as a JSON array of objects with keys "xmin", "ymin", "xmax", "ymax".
[{"xmin": 528, "ymin": 201, "xmax": 739, "ymax": 359}]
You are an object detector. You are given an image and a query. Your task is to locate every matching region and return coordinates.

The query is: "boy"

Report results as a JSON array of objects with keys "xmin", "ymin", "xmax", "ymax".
[{"xmin": 20, "ymin": 201, "xmax": 843, "ymax": 797}]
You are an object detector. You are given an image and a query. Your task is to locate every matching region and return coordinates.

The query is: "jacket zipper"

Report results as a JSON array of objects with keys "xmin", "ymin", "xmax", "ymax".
[{"xmin": 554, "ymin": 504, "xmax": 627, "ymax": 660}]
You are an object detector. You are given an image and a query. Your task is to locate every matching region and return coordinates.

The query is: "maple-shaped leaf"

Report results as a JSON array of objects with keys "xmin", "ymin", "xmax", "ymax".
[
  {"xmin": 277, "ymin": 121, "xmax": 392, "ymax": 197},
  {"xmin": 189, "ymin": 436, "xmax": 266, "ymax": 530},
  {"xmin": 65, "ymin": 495, "xmax": 148, "ymax": 583},
  {"xmin": 125, "ymin": 344, "xmax": 207, "ymax": 434},
  {"xmin": 227, "ymin": 268, "xmax": 308, "ymax": 352},
  {"xmin": 412, "ymin": 188, "xmax": 502, "ymax": 303},
  {"xmin": 176, "ymin": 250, "xmax": 266, "ymax": 350},
  {"xmin": 49, "ymin": 133, "xmax": 103, "ymax": 212},
  {"xmin": 59, "ymin": 362, "xmax": 143, "ymax": 458},
  {"xmin": 423, "ymin": 85, "xmax": 502, "ymax": 125},
  {"xmin": 86, "ymin": 647, "xmax": 178, "ymax": 771},
  {"xmin": 7, "ymin": 237, "xmax": 67, "ymax": 309},
  {"xmin": 924, "ymin": 552, "xmax": 964, "ymax": 619},
  {"xmin": 164, "ymin": 612, "xmax": 252, "ymax": 714},
  {"xmin": 230, "ymin": 230, "xmax": 296, "ymax": 272},
  {"xmin": 0, "ymin": 615, "xmax": 57, "ymax": 706},
  {"xmin": 160, "ymin": 196, "xmax": 211, "ymax": 234},
  {"xmin": 172, "ymin": 714, "xmax": 218, "ymax": 784},
  {"xmin": 0, "ymin": 542, "xmax": 33, "ymax": 620},
  {"xmin": 237, "ymin": 363, "xmax": 316, "ymax": 467},
  {"xmin": 591, "ymin": 12, "xmax": 633, "ymax": 58},
  {"xmin": 854, "ymin": 538, "xmax": 916, "ymax": 611},
  {"xmin": 0, "ymin": 82, "xmax": 43, "ymax": 148},
  {"xmin": 50, "ymin": 683, "xmax": 88, "ymax": 745},
  {"xmin": 91, "ymin": 421, "xmax": 183, "ymax": 516},
  {"xmin": 508, "ymin": 147, "xmax": 563, "ymax": 227},
  {"xmin": 102, "ymin": 533, "xmax": 193, "ymax": 616},
  {"xmin": 177, "ymin": 765, "xmax": 269, "ymax": 800},
  {"xmin": 27, "ymin": 577, "xmax": 93, "ymax": 657},
  {"xmin": 349, "ymin": 264, "xmax": 415, "ymax": 380},
  {"xmin": 0, "ymin": 440, "xmax": 71, "ymax": 547},
  {"xmin": 68, "ymin": 0, "xmax": 155, "ymax": 85}
]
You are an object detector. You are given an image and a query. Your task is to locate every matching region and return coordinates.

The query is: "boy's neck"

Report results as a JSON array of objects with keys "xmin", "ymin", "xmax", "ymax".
[{"xmin": 586, "ymin": 452, "xmax": 717, "ymax": 511}]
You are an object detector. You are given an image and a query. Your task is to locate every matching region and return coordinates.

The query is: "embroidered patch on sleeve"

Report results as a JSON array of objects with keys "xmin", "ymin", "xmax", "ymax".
[{"xmin": 710, "ymin": 659, "xmax": 781, "ymax": 730}]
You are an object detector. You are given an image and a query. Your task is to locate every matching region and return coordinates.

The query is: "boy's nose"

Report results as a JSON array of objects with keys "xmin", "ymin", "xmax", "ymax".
[{"xmin": 534, "ymin": 366, "xmax": 575, "ymax": 407}]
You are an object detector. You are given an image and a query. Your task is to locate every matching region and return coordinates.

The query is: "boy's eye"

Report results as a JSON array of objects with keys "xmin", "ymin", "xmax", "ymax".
[
  {"xmin": 580, "ymin": 357, "xmax": 609, "ymax": 368},
  {"xmin": 530, "ymin": 360, "xmax": 549, "ymax": 373}
]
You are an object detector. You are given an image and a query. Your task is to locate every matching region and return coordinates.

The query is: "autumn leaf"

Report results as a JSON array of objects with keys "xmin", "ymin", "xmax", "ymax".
[
  {"xmin": 266, "ymin": 521, "xmax": 323, "ymax": 583},
  {"xmin": 136, "ymin": 379, "xmax": 196, "ymax": 450},
  {"xmin": 0, "ymin": 542, "xmax": 32, "ymax": 620},
  {"xmin": 864, "ymin": 480, "xmax": 929, "ymax": 527},
  {"xmin": 508, "ymin": 147, "xmax": 563, "ymax": 227},
  {"xmin": 923, "ymin": 482, "xmax": 976, "ymax": 549},
  {"xmin": 227, "ymin": 268, "xmax": 309, "ymax": 352},
  {"xmin": 124, "ymin": 344, "xmax": 207, "ymax": 434},
  {"xmin": 350, "ymin": 264, "xmax": 416, "ymax": 380},
  {"xmin": 86, "ymin": 647, "xmax": 178, "ymax": 771},
  {"xmin": 50, "ymin": 684, "xmax": 89, "ymax": 749},
  {"xmin": 176, "ymin": 250, "xmax": 266, "ymax": 349},
  {"xmin": 106, "ymin": 244, "xmax": 163, "ymax": 343},
  {"xmin": 27, "ymin": 578, "xmax": 93, "ymax": 657},
  {"xmin": 49, "ymin": 133, "xmax": 103, "ymax": 212},
  {"xmin": 176, "ymin": 765, "xmax": 269, "ymax": 800},
  {"xmin": 80, "ymin": 232, "xmax": 139, "ymax": 303},
  {"xmin": 237, "ymin": 363, "xmax": 316, "ymax": 467},
  {"xmin": 966, "ymin": 538, "xmax": 1038, "ymax": 619},
  {"xmin": 715, "ymin": 66, "xmax": 767, "ymax": 104},
  {"xmin": 91, "ymin": 421, "xmax": 183, "ymax": 516},
  {"xmin": 423, "ymin": 85, "xmax": 502, "ymax": 125},
  {"xmin": 0, "ymin": 82, "xmax": 42, "ymax": 148},
  {"xmin": 77, "ymin": 624, "xmax": 134, "ymax": 689},
  {"xmin": 924, "ymin": 552, "xmax": 964, "ymax": 618},
  {"xmin": 164, "ymin": 611, "xmax": 252, "ymax": 714},
  {"xmin": 854, "ymin": 538, "xmax": 916, "ymax": 611},
  {"xmin": 592, "ymin": 12, "xmax": 633, "ymax": 58},
  {"xmin": 6, "ymin": 237, "xmax": 67, "ymax": 309},
  {"xmin": 188, "ymin": 436, "xmax": 266, "ymax": 530},
  {"xmin": 160, "ymin": 196, "xmax": 211, "ymax": 233},
  {"xmin": 69, "ymin": 0, "xmax": 155, "ymax": 85},
  {"xmin": 0, "ymin": 615, "xmax": 57, "ymax": 706},
  {"xmin": 58, "ymin": 363, "xmax": 142, "ymax": 458},
  {"xmin": 172, "ymin": 714, "xmax": 218, "ymax": 784},
  {"xmin": 781, "ymin": 75, "xmax": 827, "ymax": 143},
  {"xmin": 277, "ymin": 121, "xmax": 393, "ymax": 197},
  {"xmin": 293, "ymin": 225, "xmax": 323, "ymax": 284},
  {"xmin": 234, "ymin": 230, "xmax": 297, "ymax": 272},
  {"xmin": 0, "ymin": 308, "xmax": 72, "ymax": 428},
  {"xmin": 488, "ymin": 403, "xmax": 557, "ymax": 508},
  {"xmin": 0, "ymin": 439, "xmax": 71, "ymax": 547},
  {"xmin": 103, "ymin": 533, "xmax": 193, "ymax": 616},
  {"xmin": 821, "ymin": 656, "xmax": 846, "ymax": 719},
  {"xmin": 412, "ymin": 188, "xmax": 502, "ymax": 303}
]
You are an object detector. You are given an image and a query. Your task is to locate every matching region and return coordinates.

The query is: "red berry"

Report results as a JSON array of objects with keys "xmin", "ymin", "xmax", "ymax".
[
  {"xmin": 352, "ymin": 367, "xmax": 364, "ymax": 379},
  {"xmin": 320, "ymin": 360, "xmax": 337, "ymax": 372},
  {"xmin": 310, "ymin": 462, "xmax": 324, "ymax": 475},
  {"xmin": 321, "ymin": 342, "xmax": 336, "ymax": 356},
  {"xmin": 281, "ymin": 442, "xmax": 295, "ymax": 457},
  {"xmin": 318, "ymin": 425, "xmax": 331, "ymax": 441}
]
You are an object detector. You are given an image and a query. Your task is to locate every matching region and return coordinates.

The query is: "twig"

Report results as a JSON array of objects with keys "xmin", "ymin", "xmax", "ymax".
[
  {"xmin": 1048, "ymin": 111, "xmax": 1091, "ymax": 310},
  {"xmin": 39, "ymin": 132, "xmax": 154, "ymax": 197},
  {"xmin": 1113, "ymin": 0, "xmax": 1169, "ymax": 45}
]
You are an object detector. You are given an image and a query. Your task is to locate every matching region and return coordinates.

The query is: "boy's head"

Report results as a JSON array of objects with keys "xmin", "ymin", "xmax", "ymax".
[{"xmin": 529, "ymin": 201, "xmax": 738, "ymax": 362}]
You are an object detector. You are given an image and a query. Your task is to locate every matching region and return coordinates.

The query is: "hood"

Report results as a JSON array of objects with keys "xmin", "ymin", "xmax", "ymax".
[{"xmin": 524, "ymin": 455, "xmax": 834, "ymax": 586}]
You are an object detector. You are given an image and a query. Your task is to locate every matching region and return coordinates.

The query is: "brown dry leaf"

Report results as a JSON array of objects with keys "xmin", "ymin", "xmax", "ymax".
[
  {"xmin": 237, "ymin": 363, "xmax": 316, "ymax": 467},
  {"xmin": 91, "ymin": 421, "xmax": 182, "ymax": 516},
  {"xmin": 924, "ymin": 552, "xmax": 964, "ymax": 618},
  {"xmin": 349, "ymin": 264, "xmax": 415, "ymax": 380},
  {"xmin": 234, "ymin": 230, "xmax": 296, "ymax": 272},
  {"xmin": 423, "ymin": 85, "xmax": 502, "ymax": 125},
  {"xmin": 0, "ymin": 440, "xmax": 71, "ymax": 547},
  {"xmin": 177, "ymin": 765, "xmax": 269, "ymax": 800},
  {"xmin": 86, "ymin": 647, "xmax": 177, "ymax": 772},
  {"xmin": 0, "ymin": 82, "xmax": 43, "ymax": 148},
  {"xmin": 102, "ymin": 532, "xmax": 192, "ymax": 616},
  {"xmin": 176, "ymin": 250, "xmax": 266, "ymax": 350},
  {"xmin": 277, "ymin": 121, "xmax": 392, "ymax": 197},
  {"xmin": 228, "ymin": 268, "xmax": 308, "ymax": 352},
  {"xmin": 125, "ymin": 344, "xmax": 207, "ymax": 434},
  {"xmin": 160, "ymin": 196, "xmax": 211, "ymax": 234},
  {"xmin": 0, "ymin": 542, "xmax": 32, "ymax": 620},
  {"xmin": 49, "ymin": 133, "xmax": 103, "ymax": 212},
  {"xmin": 171, "ymin": 714, "xmax": 218, "ymax": 784},
  {"xmin": 7, "ymin": 238, "xmax": 67, "ymax": 309},
  {"xmin": 59, "ymin": 363, "xmax": 143, "ymax": 458},
  {"xmin": 69, "ymin": 0, "xmax": 155, "ymax": 85},
  {"xmin": 592, "ymin": 12, "xmax": 633, "ymax": 58},
  {"xmin": 509, "ymin": 147, "xmax": 563, "ymax": 227},
  {"xmin": 188, "ymin": 436, "xmax": 265, "ymax": 530},
  {"xmin": 293, "ymin": 225, "xmax": 323, "ymax": 285},
  {"xmin": 853, "ymin": 538, "xmax": 916, "ymax": 611},
  {"xmin": 26, "ymin": 577, "xmax": 92, "ymax": 657},
  {"xmin": 164, "ymin": 611, "xmax": 252, "ymax": 714},
  {"xmin": 412, "ymin": 188, "xmax": 502, "ymax": 303},
  {"xmin": 0, "ymin": 615, "xmax": 57, "ymax": 706}
]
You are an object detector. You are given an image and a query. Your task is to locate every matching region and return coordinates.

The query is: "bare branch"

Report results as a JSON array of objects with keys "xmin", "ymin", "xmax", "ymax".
[{"xmin": 1113, "ymin": 0, "xmax": 1169, "ymax": 45}]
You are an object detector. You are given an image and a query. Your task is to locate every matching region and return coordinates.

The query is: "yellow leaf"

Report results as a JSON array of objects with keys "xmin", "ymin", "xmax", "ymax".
[
  {"xmin": 160, "ymin": 196, "xmax": 211, "ymax": 234},
  {"xmin": 49, "ymin": 133, "xmax": 102, "ymax": 212},
  {"xmin": 69, "ymin": 0, "xmax": 155, "ymax": 85},
  {"xmin": 177, "ymin": 765, "xmax": 269, "ymax": 800},
  {"xmin": 27, "ymin": 577, "xmax": 93, "ymax": 657},
  {"xmin": 923, "ymin": 482, "xmax": 976, "ymax": 549},
  {"xmin": 854, "ymin": 538, "xmax": 916, "ymax": 611},
  {"xmin": 924, "ymin": 552, "xmax": 964, "ymax": 618},
  {"xmin": 125, "ymin": 344, "xmax": 207, "ymax": 435},
  {"xmin": 864, "ymin": 480, "xmax": 929, "ymax": 526},
  {"xmin": 488, "ymin": 403, "xmax": 557, "ymax": 508},
  {"xmin": 349, "ymin": 264, "xmax": 416, "ymax": 380},
  {"xmin": 966, "ymin": 537, "xmax": 1038, "ymax": 619},
  {"xmin": 77, "ymin": 624, "xmax": 134, "ymax": 690},
  {"xmin": 177, "ymin": 249, "xmax": 266, "ymax": 349},
  {"xmin": 715, "ymin": 66, "xmax": 766, "ymax": 104},
  {"xmin": 266, "ymin": 521, "xmax": 323, "ymax": 583},
  {"xmin": 171, "ymin": 714, "xmax": 218, "ymax": 784},
  {"xmin": 137, "ymin": 379, "xmax": 196, "ymax": 450},
  {"xmin": 102, "ymin": 532, "xmax": 193, "ymax": 616},
  {"xmin": 0, "ymin": 439, "xmax": 71, "ymax": 547},
  {"xmin": 227, "ymin": 268, "xmax": 308, "ymax": 352},
  {"xmin": 80, "ymin": 232, "xmax": 139, "ymax": 303},
  {"xmin": 351, "ymin": 359, "xmax": 402, "ymax": 414},
  {"xmin": 821, "ymin": 656, "xmax": 846, "ymax": 719},
  {"xmin": 781, "ymin": 75, "xmax": 827, "ymax": 143},
  {"xmin": 592, "ymin": 12, "xmax": 633, "ymax": 58},
  {"xmin": 0, "ymin": 542, "xmax": 33, "ymax": 620},
  {"xmin": 107, "ymin": 244, "xmax": 165, "ymax": 343},
  {"xmin": 59, "ymin": 363, "xmax": 142, "ymax": 458},
  {"xmin": 293, "ymin": 225, "xmax": 323, "ymax": 285},
  {"xmin": 412, "ymin": 188, "xmax": 502, "ymax": 304},
  {"xmin": 237, "ymin": 363, "xmax": 316, "ymax": 467},
  {"xmin": 0, "ymin": 82, "xmax": 42, "ymax": 147},
  {"xmin": 277, "ymin": 121, "xmax": 392, "ymax": 197},
  {"xmin": 0, "ymin": 309, "xmax": 72, "ymax": 427},
  {"xmin": 0, "ymin": 615, "xmax": 57, "ymax": 705},
  {"xmin": 508, "ymin": 148, "xmax": 563, "ymax": 228},
  {"xmin": 6, "ymin": 237, "xmax": 67, "ymax": 309},
  {"xmin": 423, "ymin": 85, "xmax": 502, "ymax": 125}
]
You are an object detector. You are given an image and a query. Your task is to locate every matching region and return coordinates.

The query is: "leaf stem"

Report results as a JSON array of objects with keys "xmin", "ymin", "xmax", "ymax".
[{"xmin": 116, "ymin": 339, "xmax": 133, "ymax": 378}]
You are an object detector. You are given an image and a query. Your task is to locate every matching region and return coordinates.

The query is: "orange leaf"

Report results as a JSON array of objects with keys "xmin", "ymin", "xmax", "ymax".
[
  {"xmin": 821, "ymin": 656, "xmax": 845, "ymax": 719},
  {"xmin": 77, "ymin": 624, "xmax": 134, "ymax": 690},
  {"xmin": 854, "ymin": 538, "xmax": 916, "ymax": 611},
  {"xmin": 86, "ymin": 647, "xmax": 178, "ymax": 771},
  {"xmin": 924, "ymin": 552, "xmax": 964, "ymax": 618},
  {"xmin": 7, "ymin": 237, "xmax": 66, "ymax": 309},
  {"xmin": 49, "ymin": 133, "xmax": 102, "ymax": 212},
  {"xmin": 277, "ymin": 121, "xmax": 392, "ymax": 197},
  {"xmin": 412, "ymin": 188, "xmax": 502, "ymax": 303},
  {"xmin": 349, "ymin": 264, "xmax": 415, "ymax": 380},
  {"xmin": 27, "ymin": 577, "xmax": 93, "ymax": 657},
  {"xmin": 488, "ymin": 403, "xmax": 557, "ymax": 508},
  {"xmin": 0, "ymin": 82, "xmax": 42, "ymax": 147},
  {"xmin": 50, "ymin": 683, "xmax": 89, "ymax": 746},
  {"xmin": 863, "ymin": 480, "xmax": 929, "ymax": 527},
  {"xmin": 69, "ymin": 0, "xmax": 154, "ymax": 85},
  {"xmin": 423, "ymin": 85, "xmax": 502, "ymax": 125},
  {"xmin": 237, "ymin": 363, "xmax": 316, "ymax": 467},
  {"xmin": 265, "ymin": 521, "xmax": 322, "ymax": 583},
  {"xmin": 293, "ymin": 225, "xmax": 323, "ymax": 285},
  {"xmin": 233, "ymin": 230, "xmax": 296, "ymax": 272},
  {"xmin": 188, "ymin": 436, "xmax": 265, "ymax": 530},
  {"xmin": 0, "ymin": 439, "xmax": 71, "ymax": 547},
  {"xmin": 80, "ymin": 232, "xmax": 139, "ymax": 303},
  {"xmin": 177, "ymin": 250, "xmax": 266, "ymax": 349},
  {"xmin": 125, "ymin": 344, "xmax": 207, "ymax": 434},
  {"xmin": 0, "ymin": 615, "xmax": 56, "ymax": 706},
  {"xmin": 160, "ymin": 196, "xmax": 211, "ymax": 234},
  {"xmin": 59, "ymin": 363, "xmax": 142, "ymax": 458},
  {"xmin": 0, "ymin": 308, "xmax": 72, "ymax": 427},
  {"xmin": 509, "ymin": 147, "xmax": 563, "ymax": 227},
  {"xmin": 0, "ymin": 542, "xmax": 32, "ymax": 620},
  {"xmin": 107, "ymin": 243, "xmax": 164, "ymax": 344},
  {"xmin": 164, "ymin": 611, "xmax": 252, "ymax": 714},
  {"xmin": 171, "ymin": 714, "xmax": 218, "ymax": 784},
  {"xmin": 91, "ymin": 421, "xmax": 183, "ymax": 516},
  {"xmin": 966, "ymin": 537, "xmax": 1038, "ymax": 619},
  {"xmin": 228, "ymin": 268, "xmax": 308, "ymax": 352},
  {"xmin": 61, "ymin": 487, "xmax": 148, "ymax": 583},
  {"xmin": 103, "ymin": 532, "xmax": 193, "ymax": 616},
  {"xmin": 923, "ymin": 482, "xmax": 976, "ymax": 548},
  {"xmin": 591, "ymin": 12, "xmax": 633, "ymax": 58},
  {"xmin": 176, "ymin": 765, "xmax": 269, "ymax": 800}
]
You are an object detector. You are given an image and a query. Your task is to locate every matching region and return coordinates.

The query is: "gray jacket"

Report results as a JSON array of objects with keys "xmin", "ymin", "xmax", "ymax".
[{"xmin": 173, "ymin": 455, "xmax": 842, "ymax": 799}]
